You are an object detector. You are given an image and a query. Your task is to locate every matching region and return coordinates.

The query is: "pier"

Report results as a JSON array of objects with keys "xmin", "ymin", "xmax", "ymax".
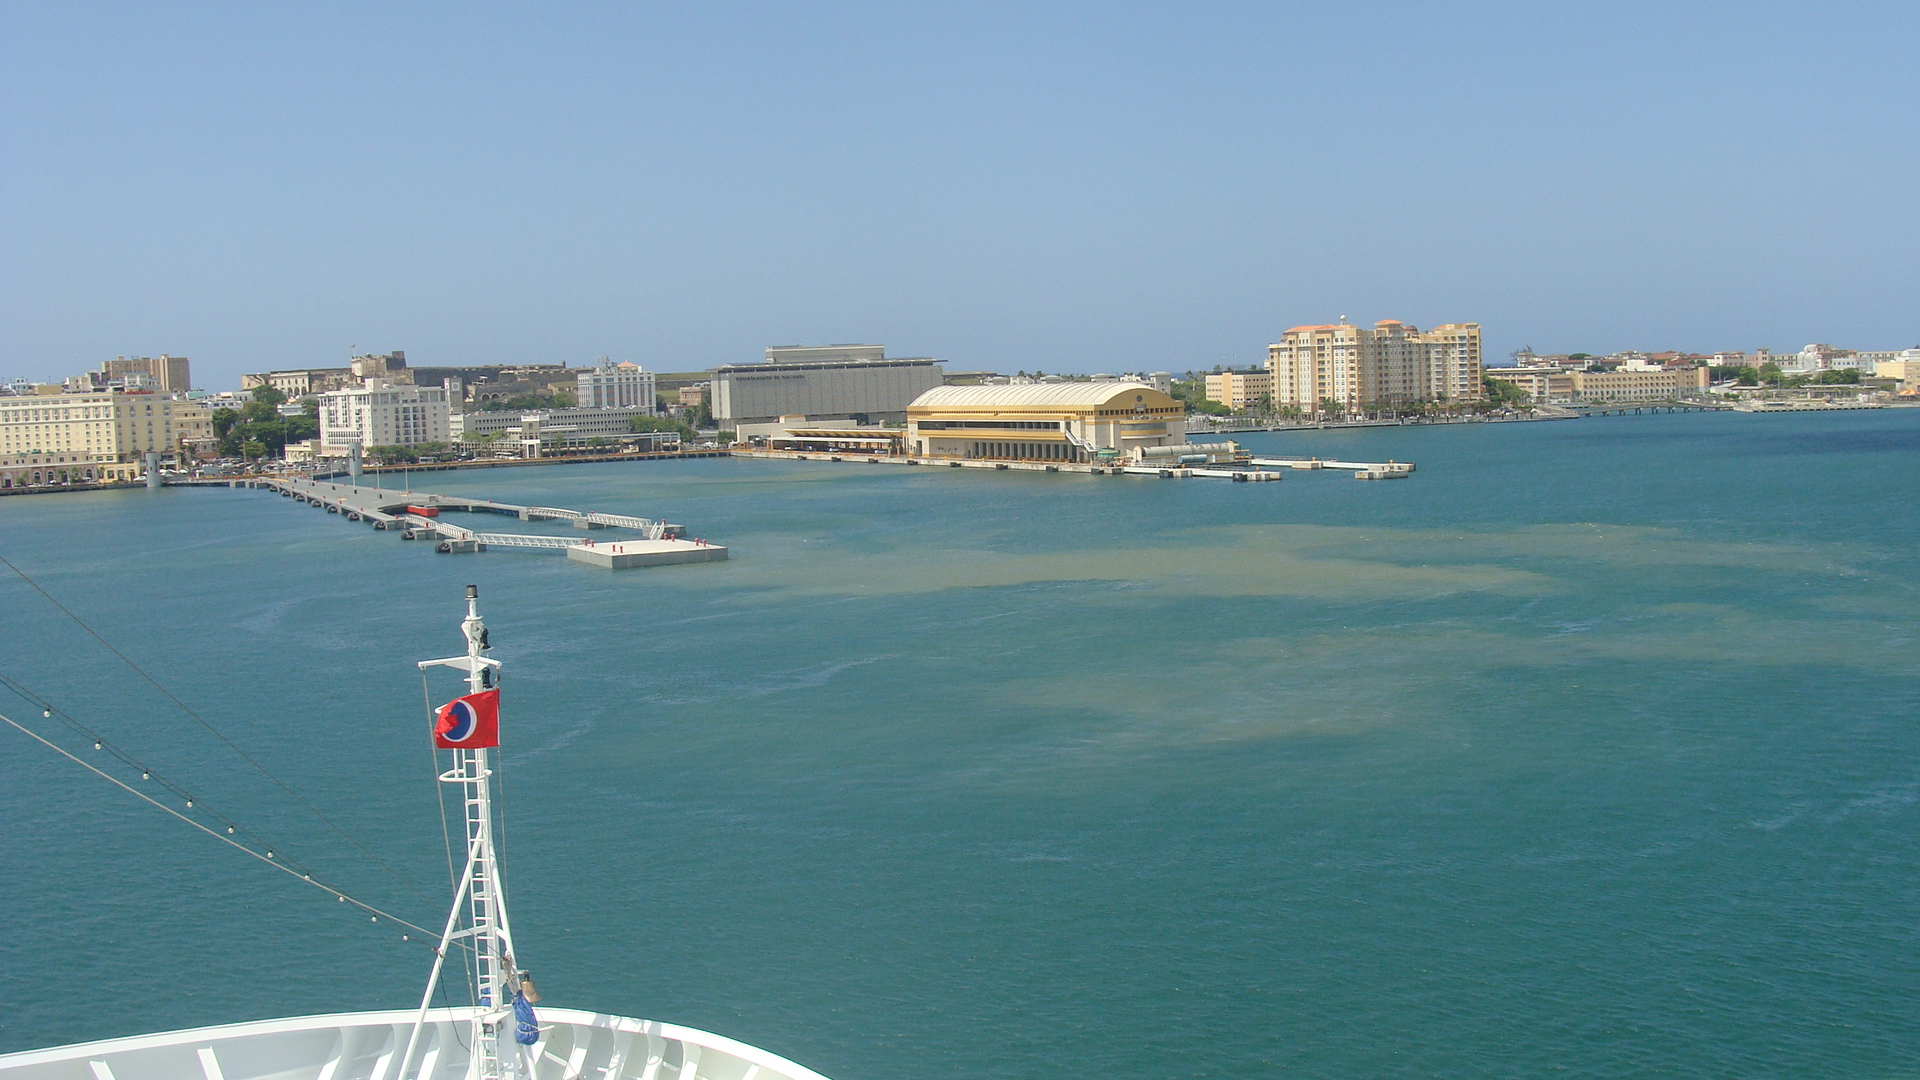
[
  {"xmin": 729, "ymin": 449, "xmax": 1414, "ymax": 481},
  {"xmin": 228, "ymin": 477, "xmax": 727, "ymax": 569}
]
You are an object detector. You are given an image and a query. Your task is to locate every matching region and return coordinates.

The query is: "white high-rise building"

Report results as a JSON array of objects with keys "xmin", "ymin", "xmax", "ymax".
[
  {"xmin": 318, "ymin": 380, "xmax": 451, "ymax": 453},
  {"xmin": 575, "ymin": 362, "xmax": 656, "ymax": 411}
]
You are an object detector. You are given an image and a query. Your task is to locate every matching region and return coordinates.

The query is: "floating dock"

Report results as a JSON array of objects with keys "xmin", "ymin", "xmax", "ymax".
[{"xmin": 235, "ymin": 477, "xmax": 726, "ymax": 569}]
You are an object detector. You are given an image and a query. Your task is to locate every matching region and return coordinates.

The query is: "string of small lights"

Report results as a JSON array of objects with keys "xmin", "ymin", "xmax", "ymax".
[
  {"xmin": 0, "ymin": 549, "xmax": 438, "ymax": 908},
  {"xmin": 0, "ymin": 698, "xmax": 441, "ymax": 945}
]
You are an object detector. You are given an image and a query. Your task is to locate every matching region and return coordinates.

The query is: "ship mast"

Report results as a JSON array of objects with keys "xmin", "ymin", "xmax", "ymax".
[{"xmin": 404, "ymin": 585, "xmax": 520, "ymax": 1080}]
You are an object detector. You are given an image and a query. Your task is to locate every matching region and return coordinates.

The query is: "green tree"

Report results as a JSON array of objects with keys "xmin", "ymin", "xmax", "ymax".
[
  {"xmin": 240, "ymin": 438, "xmax": 268, "ymax": 460},
  {"xmin": 250, "ymin": 385, "xmax": 288, "ymax": 407},
  {"xmin": 1484, "ymin": 377, "xmax": 1531, "ymax": 408},
  {"xmin": 631, "ymin": 415, "xmax": 697, "ymax": 440}
]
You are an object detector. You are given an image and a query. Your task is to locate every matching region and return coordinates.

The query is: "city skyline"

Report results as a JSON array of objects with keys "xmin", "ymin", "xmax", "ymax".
[{"xmin": 3, "ymin": 3, "xmax": 1917, "ymax": 390}]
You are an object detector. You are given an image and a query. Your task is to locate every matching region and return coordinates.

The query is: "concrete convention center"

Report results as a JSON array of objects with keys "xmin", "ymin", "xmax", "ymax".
[
  {"xmin": 905, "ymin": 382, "xmax": 1191, "ymax": 462},
  {"xmin": 711, "ymin": 345, "xmax": 944, "ymax": 426}
]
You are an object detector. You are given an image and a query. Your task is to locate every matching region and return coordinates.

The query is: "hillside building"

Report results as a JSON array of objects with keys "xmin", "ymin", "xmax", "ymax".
[
  {"xmin": 99, "ymin": 354, "xmax": 192, "ymax": 393},
  {"xmin": 575, "ymin": 362, "xmax": 656, "ymax": 410}
]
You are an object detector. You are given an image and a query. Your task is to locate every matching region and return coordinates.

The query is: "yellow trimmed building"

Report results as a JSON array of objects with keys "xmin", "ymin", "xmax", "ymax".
[
  {"xmin": 906, "ymin": 383, "xmax": 1187, "ymax": 462},
  {"xmin": 0, "ymin": 392, "xmax": 211, "ymax": 490},
  {"xmin": 1203, "ymin": 370, "xmax": 1275, "ymax": 411}
]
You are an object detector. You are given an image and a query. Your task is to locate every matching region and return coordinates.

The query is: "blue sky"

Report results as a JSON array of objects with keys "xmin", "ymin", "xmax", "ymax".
[{"xmin": 3, "ymin": 2, "xmax": 1916, "ymax": 387}]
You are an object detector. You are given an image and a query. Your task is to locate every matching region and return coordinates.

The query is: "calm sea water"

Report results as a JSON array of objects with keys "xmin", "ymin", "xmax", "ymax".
[{"xmin": 3, "ymin": 410, "xmax": 1918, "ymax": 1078}]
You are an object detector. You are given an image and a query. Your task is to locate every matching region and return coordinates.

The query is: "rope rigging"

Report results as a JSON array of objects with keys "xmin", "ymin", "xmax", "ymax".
[
  {"xmin": 0, "ymin": 549, "xmax": 439, "ymax": 909},
  {"xmin": 0, "ymin": 702, "xmax": 439, "ymax": 942}
]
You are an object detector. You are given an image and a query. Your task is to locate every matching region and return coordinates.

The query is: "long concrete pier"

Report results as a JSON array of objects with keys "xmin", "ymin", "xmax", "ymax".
[
  {"xmin": 240, "ymin": 477, "xmax": 727, "ymax": 569},
  {"xmin": 730, "ymin": 449, "xmax": 1415, "ymax": 480}
]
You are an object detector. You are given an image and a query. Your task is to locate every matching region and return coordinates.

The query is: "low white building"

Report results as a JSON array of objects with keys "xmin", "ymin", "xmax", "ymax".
[
  {"xmin": 318, "ymin": 380, "xmax": 451, "ymax": 454},
  {"xmin": 453, "ymin": 405, "xmax": 666, "ymax": 455},
  {"xmin": 576, "ymin": 362, "xmax": 656, "ymax": 410}
]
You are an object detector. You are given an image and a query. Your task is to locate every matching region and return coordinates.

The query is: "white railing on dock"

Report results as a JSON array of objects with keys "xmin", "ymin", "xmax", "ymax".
[
  {"xmin": 471, "ymin": 533, "xmax": 580, "ymax": 549},
  {"xmin": 584, "ymin": 512, "xmax": 668, "ymax": 538}
]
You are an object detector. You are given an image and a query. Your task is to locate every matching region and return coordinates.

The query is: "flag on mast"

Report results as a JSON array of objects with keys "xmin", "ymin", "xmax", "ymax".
[{"xmin": 434, "ymin": 689, "xmax": 500, "ymax": 748}]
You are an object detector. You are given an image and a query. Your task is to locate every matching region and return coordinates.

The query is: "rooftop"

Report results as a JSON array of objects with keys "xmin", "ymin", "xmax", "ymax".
[{"xmin": 911, "ymin": 382, "xmax": 1160, "ymax": 409}]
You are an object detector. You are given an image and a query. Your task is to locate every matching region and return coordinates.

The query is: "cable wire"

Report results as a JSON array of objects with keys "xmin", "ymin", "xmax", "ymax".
[
  {"xmin": 0, "ymin": 674, "xmax": 290, "ymax": 869},
  {"xmin": 425, "ymin": 670, "xmax": 460, "ymax": 896},
  {"xmin": 0, "ymin": 706, "xmax": 437, "ymax": 941},
  {"xmin": 0, "ymin": 549, "xmax": 438, "ymax": 908}
]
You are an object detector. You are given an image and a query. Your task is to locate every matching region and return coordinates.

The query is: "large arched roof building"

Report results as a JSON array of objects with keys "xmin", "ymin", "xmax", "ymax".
[{"xmin": 905, "ymin": 382, "xmax": 1188, "ymax": 462}]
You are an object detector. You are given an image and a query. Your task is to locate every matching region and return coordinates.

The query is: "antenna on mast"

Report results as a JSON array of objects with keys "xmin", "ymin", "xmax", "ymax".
[{"xmin": 403, "ymin": 586, "xmax": 523, "ymax": 1080}]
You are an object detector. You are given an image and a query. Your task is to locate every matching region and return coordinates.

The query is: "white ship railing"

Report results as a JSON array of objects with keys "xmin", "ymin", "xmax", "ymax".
[{"xmin": 0, "ymin": 1007, "xmax": 832, "ymax": 1080}]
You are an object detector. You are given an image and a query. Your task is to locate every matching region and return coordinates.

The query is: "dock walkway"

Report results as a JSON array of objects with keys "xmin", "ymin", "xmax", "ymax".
[
  {"xmin": 226, "ymin": 477, "xmax": 727, "ymax": 569},
  {"xmin": 730, "ymin": 450, "xmax": 1414, "ymax": 480}
]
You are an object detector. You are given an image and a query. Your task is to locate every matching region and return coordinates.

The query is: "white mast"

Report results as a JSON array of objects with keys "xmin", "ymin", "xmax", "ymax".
[{"xmin": 404, "ymin": 585, "xmax": 520, "ymax": 1080}]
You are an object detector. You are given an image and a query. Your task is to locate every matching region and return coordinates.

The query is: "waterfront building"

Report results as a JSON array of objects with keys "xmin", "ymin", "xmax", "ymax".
[
  {"xmin": 734, "ymin": 415, "xmax": 902, "ymax": 453},
  {"xmin": 317, "ymin": 380, "xmax": 451, "ymax": 454},
  {"xmin": 575, "ymin": 361, "xmax": 657, "ymax": 410},
  {"xmin": 452, "ymin": 404, "xmax": 663, "ymax": 455},
  {"xmin": 1424, "ymin": 323, "xmax": 1485, "ymax": 400},
  {"xmin": 1267, "ymin": 319, "xmax": 1483, "ymax": 412},
  {"xmin": 0, "ymin": 391, "xmax": 211, "ymax": 488},
  {"xmin": 1876, "ymin": 353, "xmax": 1920, "ymax": 393},
  {"xmin": 713, "ymin": 346, "xmax": 943, "ymax": 427},
  {"xmin": 1203, "ymin": 370, "xmax": 1275, "ymax": 410},
  {"xmin": 906, "ymin": 382, "xmax": 1187, "ymax": 461},
  {"xmin": 1484, "ymin": 366, "xmax": 1711, "ymax": 404}
]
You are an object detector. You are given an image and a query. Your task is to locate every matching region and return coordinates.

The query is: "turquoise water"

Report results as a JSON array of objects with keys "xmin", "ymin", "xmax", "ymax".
[{"xmin": 3, "ymin": 410, "xmax": 1918, "ymax": 1078}]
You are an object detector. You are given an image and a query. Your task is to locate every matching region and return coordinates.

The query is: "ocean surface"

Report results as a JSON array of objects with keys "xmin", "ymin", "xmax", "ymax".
[{"xmin": 2, "ymin": 410, "xmax": 1918, "ymax": 1078}]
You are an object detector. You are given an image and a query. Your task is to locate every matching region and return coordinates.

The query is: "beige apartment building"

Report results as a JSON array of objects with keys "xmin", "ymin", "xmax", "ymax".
[
  {"xmin": 1485, "ymin": 366, "xmax": 1711, "ymax": 404},
  {"xmin": 1267, "ymin": 319, "xmax": 1483, "ymax": 412},
  {"xmin": 1203, "ymin": 370, "xmax": 1275, "ymax": 410},
  {"xmin": 101, "ymin": 354, "xmax": 192, "ymax": 393},
  {"xmin": 0, "ymin": 392, "xmax": 212, "ymax": 489}
]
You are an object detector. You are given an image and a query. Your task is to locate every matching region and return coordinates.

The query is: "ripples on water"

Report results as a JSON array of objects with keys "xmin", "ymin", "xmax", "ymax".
[{"xmin": 2, "ymin": 410, "xmax": 1918, "ymax": 1078}]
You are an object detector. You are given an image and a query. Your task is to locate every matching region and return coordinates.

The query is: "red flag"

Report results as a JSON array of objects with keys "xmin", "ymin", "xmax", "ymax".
[{"xmin": 435, "ymin": 689, "xmax": 500, "ymax": 749}]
